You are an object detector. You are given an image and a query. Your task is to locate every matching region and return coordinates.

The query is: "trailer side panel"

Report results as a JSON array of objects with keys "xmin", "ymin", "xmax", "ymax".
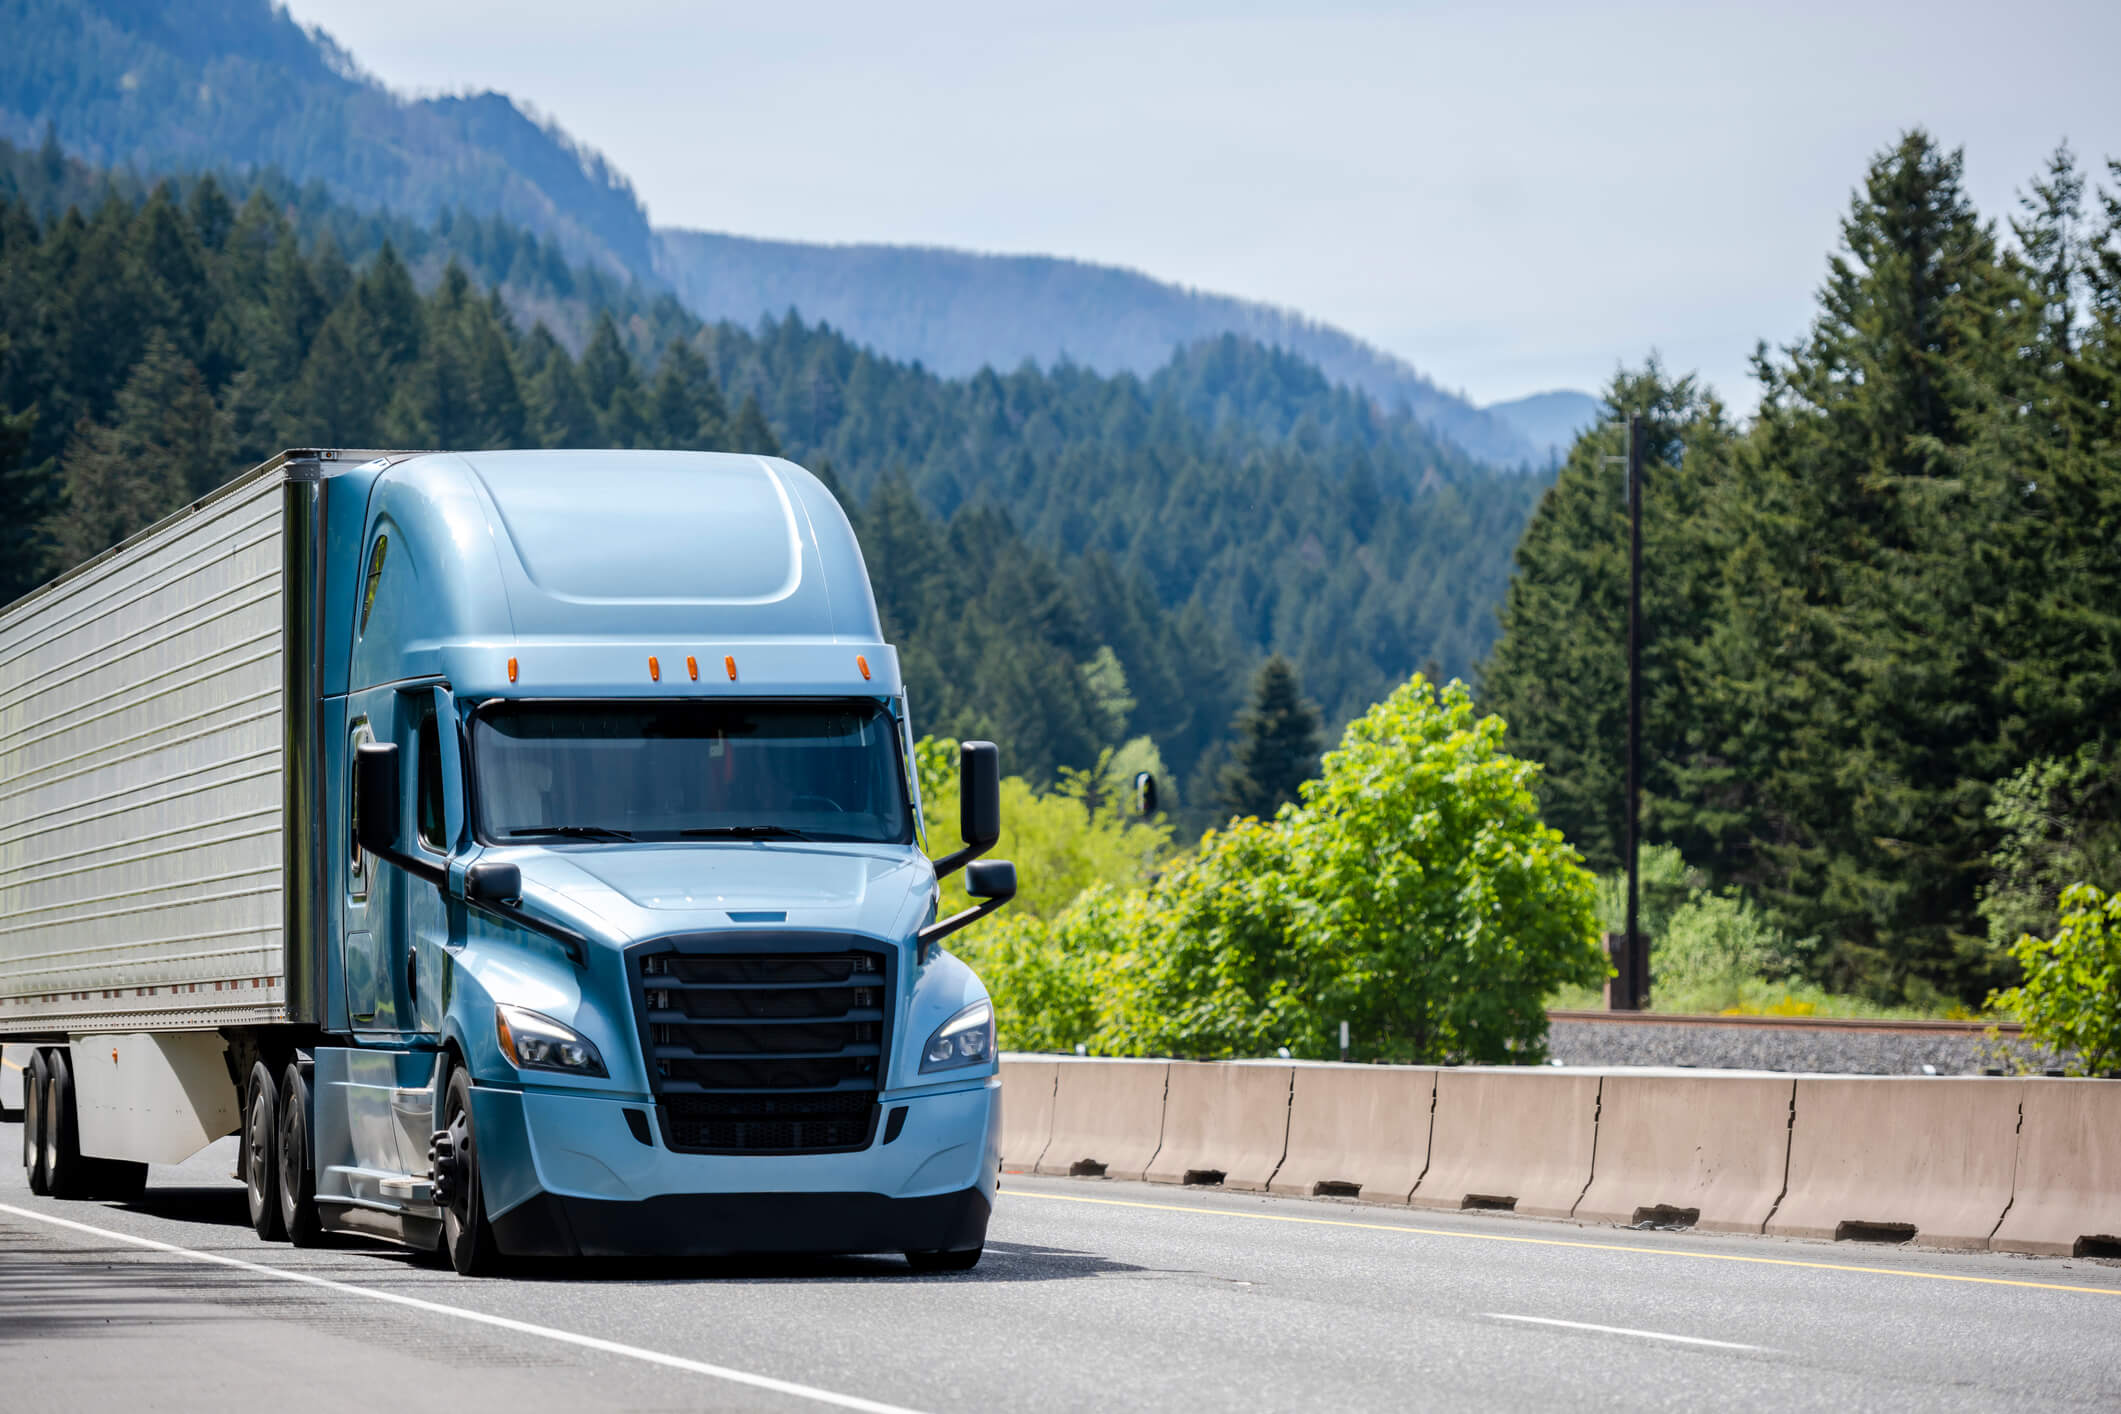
[{"xmin": 0, "ymin": 467, "xmax": 291, "ymax": 1034}]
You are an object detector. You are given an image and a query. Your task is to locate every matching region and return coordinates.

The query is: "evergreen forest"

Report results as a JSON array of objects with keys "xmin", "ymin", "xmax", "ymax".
[
  {"xmin": 1483, "ymin": 133, "xmax": 2121, "ymax": 1009},
  {"xmin": 0, "ymin": 136, "xmax": 1542, "ymax": 817}
]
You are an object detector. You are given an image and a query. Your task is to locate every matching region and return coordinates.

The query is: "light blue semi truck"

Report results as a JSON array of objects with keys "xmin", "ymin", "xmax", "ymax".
[{"xmin": 1, "ymin": 448, "xmax": 1016, "ymax": 1274}]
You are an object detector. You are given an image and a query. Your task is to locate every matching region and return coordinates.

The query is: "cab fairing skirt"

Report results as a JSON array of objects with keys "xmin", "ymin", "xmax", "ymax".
[
  {"xmin": 491, "ymin": 1186, "xmax": 991, "ymax": 1258},
  {"xmin": 469, "ymin": 1073, "xmax": 1000, "ymax": 1255}
]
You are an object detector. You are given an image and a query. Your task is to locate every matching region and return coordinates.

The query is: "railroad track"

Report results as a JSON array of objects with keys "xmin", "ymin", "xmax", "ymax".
[{"xmin": 1547, "ymin": 1009, "xmax": 2022, "ymax": 1037}]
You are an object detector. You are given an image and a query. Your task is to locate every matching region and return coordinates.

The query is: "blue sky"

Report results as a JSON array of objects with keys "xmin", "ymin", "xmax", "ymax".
[{"xmin": 285, "ymin": 0, "xmax": 2121, "ymax": 409}]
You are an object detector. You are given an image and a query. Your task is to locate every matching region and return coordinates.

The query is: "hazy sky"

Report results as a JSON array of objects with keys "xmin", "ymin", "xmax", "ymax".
[{"xmin": 284, "ymin": 0, "xmax": 2120, "ymax": 408}]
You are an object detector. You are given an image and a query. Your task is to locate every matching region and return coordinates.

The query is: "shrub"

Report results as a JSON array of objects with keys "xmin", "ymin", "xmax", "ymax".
[
  {"xmin": 962, "ymin": 676, "xmax": 1605, "ymax": 1063},
  {"xmin": 1988, "ymin": 883, "xmax": 2121, "ymax": 1077}
]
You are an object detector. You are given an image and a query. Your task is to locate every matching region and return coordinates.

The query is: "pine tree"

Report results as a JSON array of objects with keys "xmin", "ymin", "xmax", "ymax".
[
  {"xmin": 0, "ymin": 335, "xmax": 56, "ymax": 601},
  {"xmin": 1218, "ymin": 655, "xmax": 1322, "ymax": 819},
  {"xmin": 522, "ymin": 325, "xmax": 602, "ymax": 447},
  {"xmin": 727, "ymin": 392, "xmax": 778, "ymax": 454},
  {"xmin": 47, "ymin": 332, "xmax": 223, "ymax": 568}
]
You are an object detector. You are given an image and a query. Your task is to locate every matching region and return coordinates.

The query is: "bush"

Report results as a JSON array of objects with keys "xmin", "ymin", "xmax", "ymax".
[
  {"xmin": 1650, "ymin": 893, "xmax": 1797, "ymax": 1013},
  {"xmin": 961, "ymin": 676, "xmax": 1605, "ymax": 1063},
  {"xmin": 916, "ymin": 737, "xmax": 1171, "ymax": 921},
  {"xmin": 1988, "ymin": 883, "xmax": 2121, "ymax": 1077}
]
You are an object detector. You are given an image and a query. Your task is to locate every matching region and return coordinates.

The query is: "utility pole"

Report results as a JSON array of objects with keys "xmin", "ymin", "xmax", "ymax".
[{"xmin": 1623, "ymin": 413, "xmax": 1647, "ymax": 1011}]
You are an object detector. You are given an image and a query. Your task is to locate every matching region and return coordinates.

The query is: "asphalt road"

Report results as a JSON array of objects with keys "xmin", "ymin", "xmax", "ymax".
[{"xmin": 3, "ymin": 1118, "xmax": 2118, "ymax": 1412}]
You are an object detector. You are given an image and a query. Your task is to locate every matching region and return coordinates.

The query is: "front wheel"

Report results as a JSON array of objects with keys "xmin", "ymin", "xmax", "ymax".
[
  {"xmin": 436, "ymin": 1067, "xmax": 505, "ymax": 1276},
  {"xmin": 905, "ymin": 1246, "xmax": 983, "ymax": 1272}
]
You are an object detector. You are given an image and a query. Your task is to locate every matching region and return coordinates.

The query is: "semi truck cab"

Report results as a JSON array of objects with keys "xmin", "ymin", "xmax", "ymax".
[{"xmin": 6, "ymin": 449, "xmax": 1014, "ymax": 1275}]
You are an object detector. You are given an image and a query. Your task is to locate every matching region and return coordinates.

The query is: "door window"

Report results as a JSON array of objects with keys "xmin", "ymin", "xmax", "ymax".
[
  {"xmin": 416, "ymin": 706, "xmax": 446, "ymax": 853},
  {"xmin": 348, "ymin": 720, "xmax": 373, "ymax": 900}
]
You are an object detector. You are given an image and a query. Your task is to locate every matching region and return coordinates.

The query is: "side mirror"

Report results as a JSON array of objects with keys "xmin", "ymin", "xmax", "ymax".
[
  {"xmin": 1134, "ymin": 771, "xmax": 1158, "ymax": 816},
  {"xmin": 933, "ymin": 740, "xmax": 1002, "ymax": 880},
  {"xmin": 355, "ymin": 742, "xmax": 403, "ymax": 859},
  {"xmin": 465, "ymin": 861, "xmax": 522, "ymax": 906},
  {"xmin": 964, "ymin": 858, "xmax": 1016, "ymax": 902}
]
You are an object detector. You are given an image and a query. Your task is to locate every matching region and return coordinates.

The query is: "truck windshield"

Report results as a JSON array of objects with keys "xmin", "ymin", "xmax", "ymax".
[{"xmin": 472, "ymin": 701, "xmax": 913, "ymax": 845}]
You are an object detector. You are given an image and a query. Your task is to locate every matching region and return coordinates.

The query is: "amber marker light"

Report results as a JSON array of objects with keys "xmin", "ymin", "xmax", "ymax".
[
  {"xmin": 857, "ymin": 654, "xmax": 871, "ymax": 681},
  {"xmin": 648, "ymin": 656, "xmax": 661, "ymax": 682},
  {"xmin": 686, "ymin": 655, "xmax": 699, "ymax": 681},
  {"xmin": 507, "ymin": 657, "xmax": 518, "ymax": 684},
  {"xmin": 724, "ymin": 655, "xmax": 738, "ymax": 680}
]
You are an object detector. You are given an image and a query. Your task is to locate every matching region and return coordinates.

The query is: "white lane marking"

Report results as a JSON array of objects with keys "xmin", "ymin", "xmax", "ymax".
[
  {"xmin": 0, "ymin": 1202, "xmax": 928, "ymax": 1414},
  {"xmin": 1482, "ymin": 1312, "xmax": 1769, "ymax": 1352}
]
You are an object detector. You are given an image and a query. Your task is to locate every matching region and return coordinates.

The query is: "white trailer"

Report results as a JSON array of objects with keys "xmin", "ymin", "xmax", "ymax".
[{"xmin": 3, "ymin": 453, "xmax": 339, "ymax": 1189}]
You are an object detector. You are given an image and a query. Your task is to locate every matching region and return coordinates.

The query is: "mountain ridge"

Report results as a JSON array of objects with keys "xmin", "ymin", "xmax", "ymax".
[
  {"xmin": 653, "ymin": 228, "xmax": 1555, "ymax": 467},
  {"xmin": 1, "ymin": 0, "xmax": 1591, "ymax": 469}
]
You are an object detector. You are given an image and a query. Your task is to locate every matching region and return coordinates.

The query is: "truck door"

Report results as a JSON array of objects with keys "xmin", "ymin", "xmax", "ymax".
[{"xmin": 344, "ymin": 685, "xmax": 455, "ymax": 1039}]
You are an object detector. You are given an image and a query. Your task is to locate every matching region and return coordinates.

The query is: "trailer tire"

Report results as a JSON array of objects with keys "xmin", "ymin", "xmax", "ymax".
[
  {"xmin": 23, "ymin": 1049, "xmax": 51, "ymax": 1195},
  {"xmin": 439, "ymin": 1067, "xmax": 504, "ymax": 1276},
  {"xmin": 244, "ymin": 1061, "xmax": 285, "ymax": 1241},
  {"xmin": 43, "ymin": 1050, "xmax": 90, "ymax": 1199},
  {"xmin": 277, "ymin": 1062, "xmax": 324, "ymax": 1247}
]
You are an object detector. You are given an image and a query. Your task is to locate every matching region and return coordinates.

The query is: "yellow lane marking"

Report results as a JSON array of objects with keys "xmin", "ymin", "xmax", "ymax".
[{"xmin": 1009, "ymin": 1189, "xmax": 2121, "ymax": 1298}]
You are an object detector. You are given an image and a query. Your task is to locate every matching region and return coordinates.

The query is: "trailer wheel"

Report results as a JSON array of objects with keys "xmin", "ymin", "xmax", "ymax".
[
  {"xmin": 438, "ymin": 1068, "xmax": 504, "ymax": 1276},
  {"xmin": 42, "ymin": 1050, "xmax": 90, "ymax": 1199},
  {"xmin": 904, "ymin": 1246, "xmax": 983, "ymax": 1273},
  {"xmin": 244, "ymin": 1062, "xmax": 285, "ymax": 1241},
  {"xmin": 277, "ymin": 1062, "xmax": 324, "ymax": 1247},
  {"xmin": 23, "ymin": 1049, "xmax": 50, "ymax": 1195}
]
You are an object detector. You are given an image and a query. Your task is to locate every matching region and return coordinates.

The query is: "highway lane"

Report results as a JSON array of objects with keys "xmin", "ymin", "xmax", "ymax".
[{"xmin": 3, "ymin": 1118, "xmax": 2118, "ymax": 1412}]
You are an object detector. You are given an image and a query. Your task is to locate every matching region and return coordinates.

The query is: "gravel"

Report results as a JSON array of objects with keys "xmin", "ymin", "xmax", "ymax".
[{"xmin": 1545, "ymin": 1018, "xmax": 2068, "ymax": 1075}]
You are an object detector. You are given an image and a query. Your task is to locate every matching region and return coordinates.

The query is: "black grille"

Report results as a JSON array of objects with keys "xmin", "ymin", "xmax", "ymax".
[
  {"xmin": 664, "ymin": 1091, "xmax": 875, "ymax": 1152},
  {"xmin": 633, "ymin": 941, "xmax": 890, "ymax": 1154}
]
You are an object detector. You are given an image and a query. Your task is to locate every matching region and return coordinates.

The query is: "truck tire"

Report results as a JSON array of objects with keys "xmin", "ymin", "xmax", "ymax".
[
  {"xmin": 276, "ymin": 1062, "xmax": 324, "ymax": 1247},
  {"xmin": 438, "ymin": 1067, "xmax": 504, "ymax": 1276},
  {"xmin": 23, "ymin": 1049, "xmax": 51, "ymax": 1195},
  {"xmin": 244, "ymin": 1061, "xmax": 285, "ymax": 1241},
  {"xmin": 42, "ymin": 1049, "xmax": 90, "ymax": 1199}
]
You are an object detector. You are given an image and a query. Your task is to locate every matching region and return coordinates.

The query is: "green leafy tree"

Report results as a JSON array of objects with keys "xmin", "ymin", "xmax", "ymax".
[
  {"xmin": 975, "ymin": 676, "xmax": 1602, "ymax": 1062},
  {"xmin": 1989, "ymin": 884, "xmax": 2121, "ymax": 1077},
  {"xmin": 1217, "ymin": 655, "xmax": 1321, "ymax": 819}
]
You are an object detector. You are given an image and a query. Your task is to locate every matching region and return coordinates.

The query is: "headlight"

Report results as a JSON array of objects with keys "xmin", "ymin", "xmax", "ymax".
[
  {"xmin": 919, "ymin": 999, "xmax": 994, "ymax": 1073},
  {"xmin": 495, "ymin": 1004, "xmax": 608, "ymax": 1077}
]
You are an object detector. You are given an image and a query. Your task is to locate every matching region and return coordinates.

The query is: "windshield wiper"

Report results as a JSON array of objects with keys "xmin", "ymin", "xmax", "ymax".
[
  {"xmin": 504, "ymin": 825, "xmax": 636, "ymax": 841},
  {"xmin": 677, "ymin": 825, "xmax": 814, "ymax": 841}
]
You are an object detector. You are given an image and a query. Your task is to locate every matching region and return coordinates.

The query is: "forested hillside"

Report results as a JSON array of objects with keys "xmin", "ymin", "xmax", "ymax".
[
  {"xmin": 3, "ymin": 0, "xmax": 1583, "ymax": 470},
  {"xmin": 653, "ymin": 231, "xmax": 1554, "ymax": 467},
  {"xmin": 0, "ymin": 0, "xmax": 653, "ymax": 273},
  {"xmin": 0, "ymin": 140, "xmax": 1545, "ymax": 812},
  {"xmin": 1483, "ymin": 133, "xmax": 2121, "ymax": 1007}
]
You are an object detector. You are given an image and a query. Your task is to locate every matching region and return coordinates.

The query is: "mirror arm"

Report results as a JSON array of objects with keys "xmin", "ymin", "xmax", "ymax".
[
  {"xmin": 916, "ymin": 893, "xmax": 1011, "ymax": 962},
  {"xmin": 929, "ymin": 839, "xmax": 989, "ymax": 882}
]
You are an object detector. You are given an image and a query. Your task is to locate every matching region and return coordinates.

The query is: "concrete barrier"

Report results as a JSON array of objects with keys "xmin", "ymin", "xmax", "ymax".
[
  {"xmin": 1990, "ymin": 1079, "xmax": 2121, "ymax": 1258},
  {"xmin": 1573, "ymin": 1075, "xmax": 1793, "ymax": 1232},
  {"xmin": 998, "ymin": 1059, "xmax": 1059, "ymax": 1174},
  {"xmin": 1410, "ymin": 1069, "xmax": 1600, "ymax": 1218},
  {"xmin": 1766, "ymin": 1076, "xmax": 2021, "ymax": 1249},
  {"xmin": 1268, "ymin": 1065, "xmax": 1435, "ymax": 1203},
  {"xmin": 1143, "ymin": 1062, "xmax": 1293, "ymax": 1190},
  {"xmin": 1033, "ymin": 1059, "xmax": 1169, "ymax": 1181}
]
